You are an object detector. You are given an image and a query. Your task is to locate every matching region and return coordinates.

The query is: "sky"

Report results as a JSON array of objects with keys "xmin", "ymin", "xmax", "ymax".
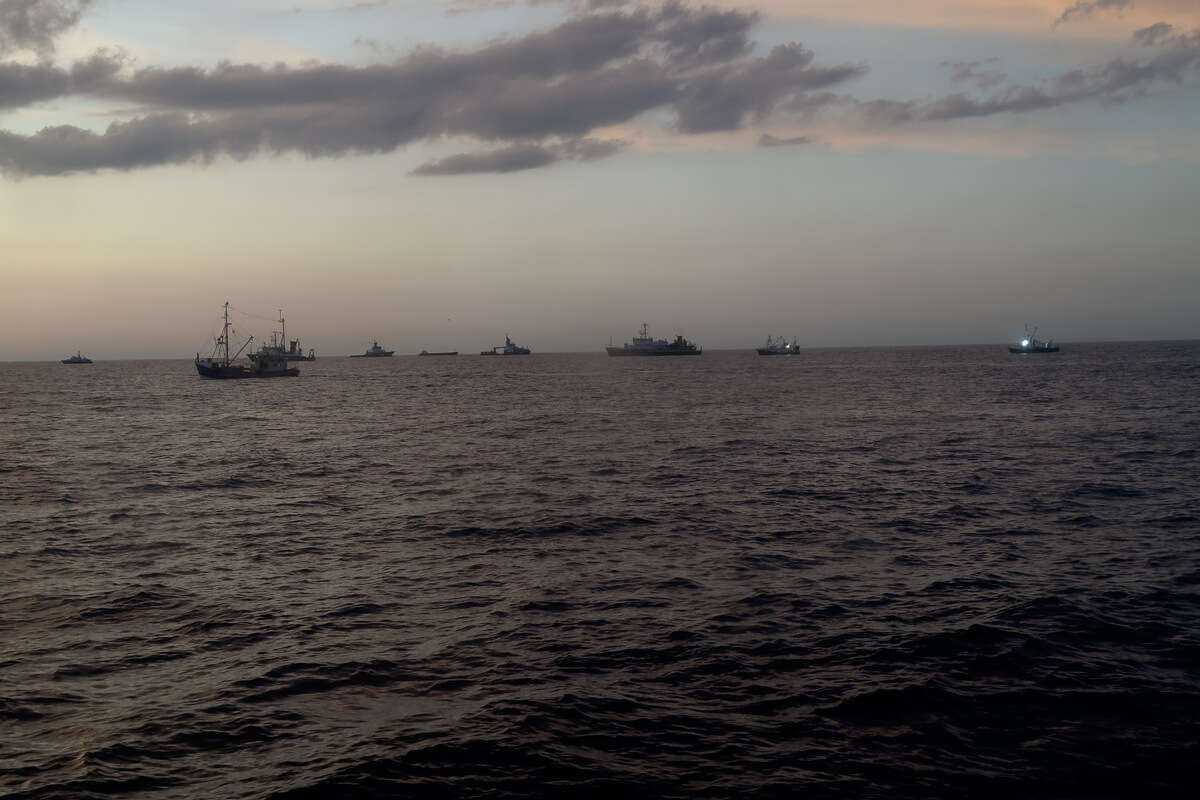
[{"xmin": 1, "ymin": 0, "xmax": 1198, "ymax": 358}]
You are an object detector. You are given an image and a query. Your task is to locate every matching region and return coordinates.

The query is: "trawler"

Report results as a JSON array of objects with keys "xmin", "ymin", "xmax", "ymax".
[
  {"xmin": 419, "ymin": 349, "xmax": 458, "ymax": 356},
  {"xmin": 351, "ymin": 341, "xmax": 394, "ymax": 357},
  {"xmin": 757, "ymin": 335, "xmax": 799, "ymax": 355},
  {"xmin": 61, "ymin": 351, "xmax": 92, "ymax": 364},
  {"xmin": 1009, "ymin": 325, "xmax": 1060, "ymax": 354},
  {"xmin": 254, "ymin": 310, "xmax": 315, "ymax": 361},
  {"xmin": 480, "ymin": 335, "xmax": 530, "ymax": 355},
  {"xmin": 196, "ymin": 302, "xmax": 299, "ymax": 379},
  {"xmin": 606, "ymin": 323, "xmax": 701, "ymax": 356}
]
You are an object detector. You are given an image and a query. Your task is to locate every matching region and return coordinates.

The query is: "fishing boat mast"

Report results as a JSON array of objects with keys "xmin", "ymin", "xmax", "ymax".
[{"xmin": 223, "ymin": 301, "xmax": 231, "ymax": 366}]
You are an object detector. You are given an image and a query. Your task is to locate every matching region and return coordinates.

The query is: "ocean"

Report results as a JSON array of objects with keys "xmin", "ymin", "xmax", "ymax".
[{"xmin": 2, "ymin": 342, "xmax": 1198, "ymax": 798}]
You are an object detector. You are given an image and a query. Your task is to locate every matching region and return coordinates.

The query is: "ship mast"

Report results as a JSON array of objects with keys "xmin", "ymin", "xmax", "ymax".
[{"xmin": 223, "ymin": 301, "xmax": 231, "ymax": 366}]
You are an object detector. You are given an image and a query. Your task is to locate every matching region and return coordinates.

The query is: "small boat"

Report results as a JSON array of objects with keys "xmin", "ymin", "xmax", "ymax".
[
  {"xmin": 350, "ymin": 341, "xmax": 394, "ymax": 357},
  {"xmin": 419, "ymin": 350, "xmax": 458, "ymax": 356},
  {"xmin": 1009, "ymin": 325, "xmax": 1059, "ymax": 354},
  {"xmin": 606, "ymin": 323, "xmax": 701, "ymax": 356},
  {"xmin": 480, "ymin": 335, "xmax": 530, "ymax": 355},
  {"xmin": 254, "ymin": 310, "xmax": 315, "ymax": 361},
  {"xmin": 196, "ymin": 302, "xmax": 299, "ymax": 378},
  {"xmin": 757, "ymin": 335, "xmax": 800, "ymax": 355},
  {"xmin": 61, "ymin": 351, "xmax": 92, "ymax": 364}
]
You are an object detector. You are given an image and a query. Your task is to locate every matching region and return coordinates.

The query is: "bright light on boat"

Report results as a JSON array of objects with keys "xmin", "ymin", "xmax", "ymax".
[{"xmin": 1021, "ymin": 339, "xmax": 1029, "ymax": 346}]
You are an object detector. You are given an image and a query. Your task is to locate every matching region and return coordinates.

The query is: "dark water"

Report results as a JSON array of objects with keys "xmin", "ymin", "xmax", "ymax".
[{"xmin": 3, "ymin": 343, "xmax": 1199, "ymax": 799}]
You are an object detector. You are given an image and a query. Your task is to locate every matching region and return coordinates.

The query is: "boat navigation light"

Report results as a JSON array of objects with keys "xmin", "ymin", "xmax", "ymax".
[{"xmin": 1021, "ymin": 339, "xmax": 1030, "ymax": 347}]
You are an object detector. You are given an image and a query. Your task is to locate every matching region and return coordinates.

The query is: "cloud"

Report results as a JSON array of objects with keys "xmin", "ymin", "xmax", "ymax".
[
  {"xmin": 444, "ymin": 1, "xmax": 630, "ymax": 15},
  {"xmin": 0, "ymin": 49, "xmax": 121, "ymax": 110},
  {"xmin": 291, "ymin": 1, "xmax": 399, "ymax": 13},
  {"xmin": 0, "ymin": 2, "xmax": 866, "ymax": 177},
  {"xmin": 0, "ymin": 0, "xmax": 93, "ymax": 56},
  {"xmin": 757, "ymin": 133, "xmax": 811, "ymax": 147},
  {"xmin": 412, "ymin": 142, "xmax": 557, "ymax": 174},
  {"xmin": 1056, "ymin": 0, "xmax": 1135, "ymax": 26},
  {"xmin": 411, "ymin": 136, "xmax": 624, "ymax": 174},
  {"xmin": 0, "ymin": 60, "xmax": 65, "ymax": 108},
  {"xmin": 674, "ymin": 43, "xmax": 866, "ymax": 132},
  {"xmin": 3, "ymin": 1, "xmax": 1198, "ymax": 179},
  {"xmin": 921, "ymin": 85, "xmax": 1062, "ymax": 120},
  {"xmin": 1133, "ymin": 21, "xmax": 1175, "ymax": 44},
  {"xmin": 940, "ymin": 58, "xmax": 1006, "ymax": 90},
  {"xmin": 1049, "ymin": 28, "xmax": 1200, "ymax": 100},
  {"xmin": 792, "ymin": 22, "xmax": 1200, "ymax": 128}
]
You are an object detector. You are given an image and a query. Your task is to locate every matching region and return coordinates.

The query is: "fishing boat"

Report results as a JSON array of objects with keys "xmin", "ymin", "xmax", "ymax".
[
  {"xmin": 606, "ymin": 323, "xmax": 701, "ymax": 356},
  {"xmin": 254, "ymin": 310, "xmax": 315, "ymax": 361},
  {"xmin": 195, "ymin": 302, "xmax": 299, "ymax": 379},
  {"xmin": 1009, "ymin": 325, "xmax": 1060, "ymax": 354},
  {"xmin": 350, "ymin": 341, "xmax": 394, "ymax": 357},
  {"xmin": 480, "ymin": 335, "xmax": 530, "ymax": 355},
  {"xmin": 757, "ymin": 335, "xmax": 799, "ymax": 355},
  {"xmin": 419, "ymin": 350, "xmax": 458, "ymax": 356},
  {"xmin": 61, "ymin": 351, "xmax": 92, "ymax": 364}
]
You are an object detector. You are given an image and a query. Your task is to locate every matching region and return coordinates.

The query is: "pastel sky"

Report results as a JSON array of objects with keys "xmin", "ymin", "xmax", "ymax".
[{"xmin": 2, "ymin": 0, "xmax": 1198, "ymax": 358}]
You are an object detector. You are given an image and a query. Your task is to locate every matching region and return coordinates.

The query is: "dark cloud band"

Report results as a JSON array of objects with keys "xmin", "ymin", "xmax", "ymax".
[
  {"xmin": 1, "ymin": 1, "xmax": 1198, "ymax": 178},
  {"xmin": 0, "ymin": 0, "xmax": 93, "ymax": 56},
  {"xmin": 0, "ymin": 2, "xmax": 864, "ymax": 177}
]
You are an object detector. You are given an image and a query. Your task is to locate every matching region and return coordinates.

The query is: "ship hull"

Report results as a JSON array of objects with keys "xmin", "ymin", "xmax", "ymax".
[
  {"xmin": 61, "ymin": 359, "xmax": 92, "ymax": 364},
  {"xmin": 419, "ymin": 352, "xmax": 458, "ymax": 356},
  {"xmin": 349, "ymin": 353, "xmax": 393, "ymax": 357},
  {"xmin": 606, "ymin": 347, "xmax": 701, "ymax": 356},
  {"xmin": 756, "ymin": 350, "xmax": 797, "ymax": 356},
  {"xmin": 1008, "ymin": 347, "xmax": 1060, "ymax": 354},
  {"xmin": 196, "ymin": 362, "xmax": 299, "ymax": 379}
]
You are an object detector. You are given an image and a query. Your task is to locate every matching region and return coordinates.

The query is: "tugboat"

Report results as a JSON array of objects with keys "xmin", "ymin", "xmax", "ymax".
[
  {"xmin": 196, "ymin": 302, "xmax": 299, "ymax": 378},
  {"xmin": 61, "ymin": 351, "xmax": 93, "ymax": 364},
  {"xmin": 756, "ymin": 335, "xmax": 799, "ymax": 355},
  {"xmin": 350, "ymin": 341, "xmax": 394, "ymax": 357},
  {"xmin": 606, "ymin": 323, "xmax": 701, "ymax": 356},
  {"xmin": 419, "ymin": 349, "xmax": 458, "ymax": 356},
  {"xmin": 480, "ymin": 335, "xmax": 530, "ymax": 355},
  {"xmin": 1009, "ymin": 325, "xmax": 1059, "ymax": 354},
  {"xmin": 254, "ymin": 310, "xmax": 315, "ymax": 361}
]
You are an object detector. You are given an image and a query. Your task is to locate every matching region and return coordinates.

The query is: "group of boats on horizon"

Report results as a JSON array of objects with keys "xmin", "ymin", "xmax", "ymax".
[{"xmin": 60, "ymin": 304, "xmax": 1062, "ymax": 377}]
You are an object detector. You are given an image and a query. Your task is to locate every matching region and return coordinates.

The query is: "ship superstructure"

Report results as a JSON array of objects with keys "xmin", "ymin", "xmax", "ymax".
[
  {"xmin": 756, "ymin": 335, "xmax": 799, "ymax": 355},
  {"xmin": 481, "ymin": 335, "xmax": 530, "ymax": 355},
  {"xmin": 606, "ymin": 323, "xmax": 701, "ymax": 356},
  {"xmin": 196, "ymin": 302, "xmax": 299, "ymax": 378},
  {"xmin": 1009, "ymin": 325, "xmax": 1059, "ymax": 354}
]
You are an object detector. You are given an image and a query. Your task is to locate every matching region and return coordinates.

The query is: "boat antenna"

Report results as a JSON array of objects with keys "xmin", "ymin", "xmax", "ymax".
[{"xmin": 232, "ymin": 334, "xmax": 253, "ymax": 361}]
